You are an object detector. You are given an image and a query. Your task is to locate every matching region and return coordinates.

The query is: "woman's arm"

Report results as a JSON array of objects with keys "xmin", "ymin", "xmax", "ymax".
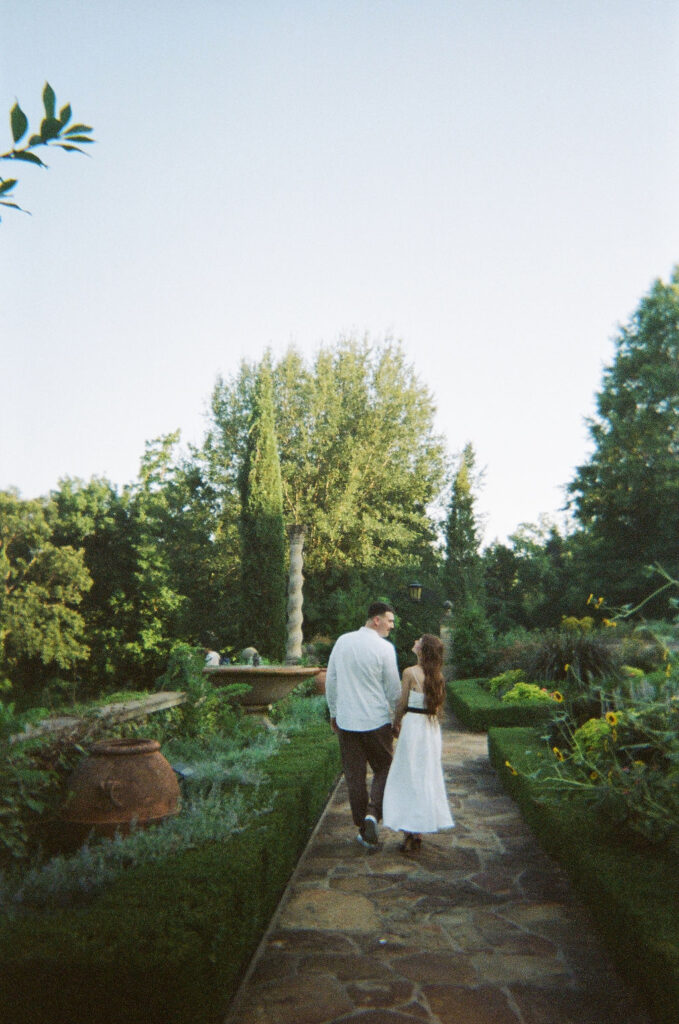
[{"xmin": 392, "ymin": 667, "xmax": 415, "ymax": 735}]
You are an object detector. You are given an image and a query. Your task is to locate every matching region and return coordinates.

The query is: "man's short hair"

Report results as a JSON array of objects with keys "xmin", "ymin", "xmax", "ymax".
[{"xmin": 367, "ymin": 601, "xmax": 394, "ymax": 618}]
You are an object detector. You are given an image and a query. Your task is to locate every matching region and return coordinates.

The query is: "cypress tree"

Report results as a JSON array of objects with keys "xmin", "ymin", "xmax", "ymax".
[
  {"xmin": 238, "ymin": 362, "xmax": 287, "ymax": 660},
  {"xmin": 443, "ymin": 442, "xmax": 484, "ymax": 609}
]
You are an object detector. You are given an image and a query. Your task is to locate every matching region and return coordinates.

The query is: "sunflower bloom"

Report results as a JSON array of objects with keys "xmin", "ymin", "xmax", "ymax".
[
  {"xmin": 552, "ymin": 690, "xmax": 564, "ymax": 702},
  {"xmin": 602, "ymin": 618, "xmax": 617, "ymax": 628},
  {"xmin": 590, "ymin": 771, "xmax": 599, "ymax": 781},
  {"xmin": 586, "ymin": 594, "xmax": 594, "ymax": 605},
  {"xmin": 564, "ymin": 663, "xmax": 570, "ymax": 673},
  {"xmin": 552, "ymin": 746, "xmax": 565, "ymax": 762},
  {"xmin": 596, "ymin": 596, "xmax": 604, "ymax": 608},
  {"xmin": 605, "ymin": 711, "xmax": 618, "ymax": 726},
  {"xmin": 504, "ymin": 760, "xmax": 518, "ymax": 776}
]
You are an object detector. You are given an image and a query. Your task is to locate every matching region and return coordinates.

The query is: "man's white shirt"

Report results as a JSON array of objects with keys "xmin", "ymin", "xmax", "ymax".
[{"xmin": 325, "ymin": 626, "xmax": 401, "ymax": 731}]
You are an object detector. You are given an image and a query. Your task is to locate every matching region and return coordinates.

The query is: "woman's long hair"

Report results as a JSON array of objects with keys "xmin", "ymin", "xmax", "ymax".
[{"xmin": 420, "ymin": 633, "xmax": 445, "ymax": 717}]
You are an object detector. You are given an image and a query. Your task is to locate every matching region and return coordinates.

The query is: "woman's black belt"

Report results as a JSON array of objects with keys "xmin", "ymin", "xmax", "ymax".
[{"xmin": 404, "ymin": 706, "xmax": 429, "ymax": 715}]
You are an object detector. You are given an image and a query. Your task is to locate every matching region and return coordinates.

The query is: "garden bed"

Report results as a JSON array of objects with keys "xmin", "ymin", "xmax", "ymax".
[
  {"xmin": 446, "ymin": 678, "xmax": 555, "ymax": 731},
  {"xmin": 488, "ymin": 726, "xmax": 679, "ymax": 1024},
  {"xmin": 0, "ymin": 712, "xmax": 341, "ymax": 1024}
]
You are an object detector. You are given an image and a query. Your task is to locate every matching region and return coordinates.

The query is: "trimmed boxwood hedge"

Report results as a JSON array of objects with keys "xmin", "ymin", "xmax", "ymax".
[
  {"xmin": 0, "ymin": 719, "xmax": 341, "ymax": 1024},
  {"xmin": 446, "ymin": 678, "xmax": 554, "ymax": 732},
  {"xmin": 488, "ymin": 726, "xmax": 679, "ymax": 1024}
]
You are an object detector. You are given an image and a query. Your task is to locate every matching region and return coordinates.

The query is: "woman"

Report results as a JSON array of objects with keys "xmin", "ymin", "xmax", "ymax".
[{"xmin": 382, "ymin": 633, "xmax": 454, "ymax": 852}]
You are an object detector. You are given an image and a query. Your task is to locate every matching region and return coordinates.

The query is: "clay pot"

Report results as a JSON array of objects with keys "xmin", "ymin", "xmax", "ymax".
[
  {"xmin": 61, "ymin": 737, "xmax": 179, "ymax": 843},
  {"xmin": 314, "ymin": 669, "xmax": 327, "ymax": 695}
]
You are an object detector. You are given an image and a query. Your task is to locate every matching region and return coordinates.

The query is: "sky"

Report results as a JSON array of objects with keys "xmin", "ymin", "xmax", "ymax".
[{"xmin": 2, "ymin": 1, "xmax": 678, "ymax": 548}]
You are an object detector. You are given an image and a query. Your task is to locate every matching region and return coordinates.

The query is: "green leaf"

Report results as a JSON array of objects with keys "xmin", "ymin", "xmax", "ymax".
[
  {"xmin": 11, "ymin": 150, "xmax": 45, "ymax": 166},
  {"xmin": 61, "ymin": 135, "xmax": 94, "ymax": 144},
  {"xmin": 56, "ymin": 144, "xmax": 84, "ymax": 154},
  {"xmin": 40, "ymin": 116, "xmax": 61, "ymax": 142},
  {"xmin": 63, "ymin": 123, "xmax": 93, "ymax": 136},
  {"xmin": 0, "ymin": 200, "xmax": 22, "ymax": 211},
  {"xmin": 42, "ymin": 82, "xmax": 56, "ymax": 119},
  {"xmin": 28, "ymin": 134, "xmax": 42, "ymax": 146},
  {"xmin": 58, "ymin": 103, "xmax": 72, "ymax": 127},
  {"xmin": 10, "ymin": 102, "xmax": 28, "ymax": 144},
  {"xmin": 0, "ymin": 178, "xmax": 18, "ymax": 195}
]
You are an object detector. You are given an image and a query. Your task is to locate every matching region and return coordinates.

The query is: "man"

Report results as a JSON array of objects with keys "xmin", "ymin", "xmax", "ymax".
[{"xmin": 325, "ymin": 601, "xmax": 401, "ymax": 851}]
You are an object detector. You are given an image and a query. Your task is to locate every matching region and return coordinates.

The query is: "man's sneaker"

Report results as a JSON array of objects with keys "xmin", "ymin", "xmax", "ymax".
[
  {"xmin": 356, "ymin": 832, "xmax": 379, "ymax": 852},
  {"xmin": 362, "ymin": 815, "xmax": 379, "ymax": 846}
]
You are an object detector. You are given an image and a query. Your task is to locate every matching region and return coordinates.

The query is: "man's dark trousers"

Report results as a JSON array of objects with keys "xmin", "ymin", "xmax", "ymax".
[{"xmin": 337, "ymin": 723, "xmax": 393, "ymax": 827}]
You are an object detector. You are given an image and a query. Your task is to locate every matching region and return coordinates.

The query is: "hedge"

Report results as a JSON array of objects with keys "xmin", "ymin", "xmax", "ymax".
[
  {"xmin": 488, "ymin": 726, "xmax": 679, "ymax": 1024},
  {"xmin": 0, "ymin": 719, "xmax": 341, "ymax": 1024},
  {"xmin": 446, "ymin": 678, "xmax": 554, "ymax": 732}
]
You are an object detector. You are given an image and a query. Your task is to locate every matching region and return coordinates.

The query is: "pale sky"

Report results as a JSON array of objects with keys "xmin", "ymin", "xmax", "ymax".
[{"xmin": 2, "ymin": 1, "xmax": 678, "ymax": 546}]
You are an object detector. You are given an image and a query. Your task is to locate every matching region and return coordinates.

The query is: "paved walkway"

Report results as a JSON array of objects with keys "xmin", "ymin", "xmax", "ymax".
[{"xmin": 225, "ymin": 716, "xmax": 652, "ymax": 1024}]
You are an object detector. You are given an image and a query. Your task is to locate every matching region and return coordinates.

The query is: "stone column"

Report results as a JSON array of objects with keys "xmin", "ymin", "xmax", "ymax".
[{"xmin": 285, "ymin": 524, "xmax": 305, "ymax": 664}]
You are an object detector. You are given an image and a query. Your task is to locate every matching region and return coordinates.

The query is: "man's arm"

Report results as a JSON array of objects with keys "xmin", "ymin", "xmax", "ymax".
[{"xmin": 325, "ymin": 647, "xmax": 338, "ymax": 731}]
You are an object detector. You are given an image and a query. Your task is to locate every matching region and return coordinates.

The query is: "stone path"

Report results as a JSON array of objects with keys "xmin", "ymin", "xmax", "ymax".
[{"xmin": 224, "ymin": 717, "xmax": 652, "ymax": 1024}]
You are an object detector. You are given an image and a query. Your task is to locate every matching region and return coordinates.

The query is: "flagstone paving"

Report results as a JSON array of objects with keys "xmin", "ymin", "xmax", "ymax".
[{"xmin": 224, "ymin": 716, "xmax": 652, "ymax": 1024}]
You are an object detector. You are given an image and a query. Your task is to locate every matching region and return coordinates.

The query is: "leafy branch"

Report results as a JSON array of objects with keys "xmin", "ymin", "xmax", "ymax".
[{"xmin": 1, "ymin": 82, "xmax": 95, "ymax": 219}]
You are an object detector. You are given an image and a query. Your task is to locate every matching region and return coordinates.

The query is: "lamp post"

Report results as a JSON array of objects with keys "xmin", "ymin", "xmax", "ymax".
[{"xmin": 408, "ymin": 580, "xmax": 423, "ymax": 603}]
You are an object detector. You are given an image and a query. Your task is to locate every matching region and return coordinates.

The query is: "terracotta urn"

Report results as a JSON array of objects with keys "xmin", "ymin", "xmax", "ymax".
[{"xmin": 61, "ymin": 737, "xmax": 179, "ymax": 843}]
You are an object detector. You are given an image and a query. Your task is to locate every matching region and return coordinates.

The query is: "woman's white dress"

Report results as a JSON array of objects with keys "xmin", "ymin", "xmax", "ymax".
[{"xmin": 382, "ymin": 690, "xmax": 454, "ymax": 834}]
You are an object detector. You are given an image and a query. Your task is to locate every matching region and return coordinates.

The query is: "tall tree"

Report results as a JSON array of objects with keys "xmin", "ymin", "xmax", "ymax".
[
  {"xmin": 0, "ymin": 490, "xmax": 91, "ymax": 701},
  {"xmin": 238, "ymin": 362, "xmax": 287, "ymax": 660},
  {"xmin": 204, "ymin": 338, "xmax": 448, "ymax": 638},
  {"xmin": 443, "ymin": 443, "xmax": 484, "ymax": 609},
  {"xmin": 568, "ymin": 269, "xmax": 679, "ymax": 612}
]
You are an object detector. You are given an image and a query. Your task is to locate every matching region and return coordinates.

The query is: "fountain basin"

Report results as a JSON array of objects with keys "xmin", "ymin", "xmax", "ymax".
[{"xmin": 204, "ymin": 664, "xmax": 322, "ymax": 709}]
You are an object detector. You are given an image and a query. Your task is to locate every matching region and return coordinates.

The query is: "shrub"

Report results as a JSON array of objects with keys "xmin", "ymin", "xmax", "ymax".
[
  {"xmin": 487, "ymin": 669, "xmax": 525, "ymax": 698},
  {"xmin": 450, "ymin": 602, "xmax": 494, "ymax": 678},
  {"xmin": 501, "ymin": 682, "xmax": 562, "ymax": 705},
  {"xmin": 489, "ymin": 726, "xmax": 679, "ymax": 1024}
]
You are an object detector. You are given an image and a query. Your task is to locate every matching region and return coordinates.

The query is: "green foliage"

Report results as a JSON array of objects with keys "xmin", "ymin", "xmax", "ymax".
[
  {"xmin": 450, "ymin": 600, "xmax": 494, "ymax": 678},
  {"xmin": 205, "ymin": 337, "xmax": 447, "ymax": 639},
  {"xmin": 487, "ymin": 668, "xmax": 525, "ymax": 698},
  {"xmin": 489, "ymin": 726, "xmax": 679, "ymax": 1024},
  {"xmin": 443, "ymin": 443, "xmax": 484, "ymax": 609},
  {"xmin": 0, "ymin": 714, "xmax": 341, "ymax": 1024},
  {"xmin": 569, "ymin": 269, "xmax": 679, "ymax": 613},
  {"xmin": 501, "ymin": 681, "xmax": 560, "ymax": 705},
  {"xmin": 1, "ymin": 83, "xmax": 95, "ymax": 219},
  {"xmin": 0, "ymin": 490, "xmax": 92, "ymax": 697},
  {"xmin": 446, "ymin": 678, "xmax": 555, "ymax": 731},
  {"xmin": 505, "ymin": 624, "xmax": 623, "ymax": 693},
  {"xmin": 531, "ymin": 692, "xmax": 679, "ymax": 844},
  {"xmin": 238, "ymin": 362, "xmax": 287, "ymax": 660}
]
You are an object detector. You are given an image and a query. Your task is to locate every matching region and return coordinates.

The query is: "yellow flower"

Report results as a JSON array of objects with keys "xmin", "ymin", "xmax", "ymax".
[
  {"xmin": 552, "ymin": 746, "xmax": 565, "ymax": 762},
  {"xmin": 633, "ymin": 760, "xmax": 645, "ymax": 769},
  {"xmin": 586, "ymin": 593, "xmax": 594, "ymax": 605},
  {"xmin": 602, "ymin": 618, "xmax": 617, "ymax": 628},
  {"xmin": 666, "ymin": 663, "xmax": 672, "ymax": 678},
  {"xmin": 504, "ymin": 760, "xmax": 518, "ymax": 776},
  {"xmin": 590, "ymin": 771, "xmax": 599, "ymax": 781},
  {"xmin": 596, "ymin": 596, "xmax": 604, "ymax": 608},
  {"xmin": 564, "ymin": 663, "xmax": 570, "ymax": 673},
  {"xmin": 605, "ymin": 711, "xmax": 618, "ymax": 726},
  {"xmin": 551, "ymin": 691, "xmax": 564, "ymax": 703}
]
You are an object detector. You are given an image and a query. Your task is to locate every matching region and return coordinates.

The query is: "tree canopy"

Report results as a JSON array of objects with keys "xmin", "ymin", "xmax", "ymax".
[
  {"xmin": 568, "ymin": 269, "xmax": 679, "ymax": 610},
  {"xmin": 205, "ymin": 337, "xmax": 448, "ymax": 635}
]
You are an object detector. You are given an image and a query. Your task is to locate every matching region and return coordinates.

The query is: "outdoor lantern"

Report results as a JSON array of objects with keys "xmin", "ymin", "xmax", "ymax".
[{"xmin": 408, "ymin": 581, "xmax": 423, "ymax": 603}]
